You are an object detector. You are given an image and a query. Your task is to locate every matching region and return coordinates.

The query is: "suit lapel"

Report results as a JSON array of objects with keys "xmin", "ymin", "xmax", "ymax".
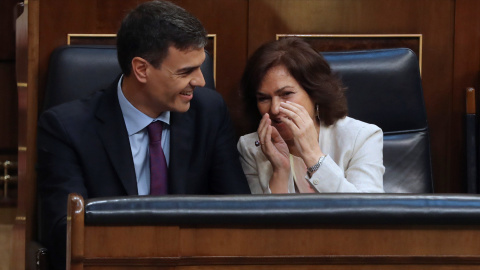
[
  {"xmin": 169, "ymin": 109, "xmax": 195, "ymax": 193},
  {"xmin": 95, "ymin": 82, "xmax": 138, "ymax": 195}
]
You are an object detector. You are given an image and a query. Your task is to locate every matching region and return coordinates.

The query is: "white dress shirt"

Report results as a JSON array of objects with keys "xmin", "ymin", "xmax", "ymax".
[{"xmin": 117, "ymin": 76, "xmax": 170, "ymax": 195}]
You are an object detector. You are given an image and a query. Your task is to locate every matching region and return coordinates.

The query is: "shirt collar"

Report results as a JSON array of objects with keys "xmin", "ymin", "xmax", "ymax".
[{"xmin": 117, "ymin": 75, "xmax": 170, "ymax": 136}]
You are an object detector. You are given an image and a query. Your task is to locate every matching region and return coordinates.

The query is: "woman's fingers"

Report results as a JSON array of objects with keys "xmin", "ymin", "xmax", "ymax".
[
  {"xmin": 264, "ymin": 125, "xmax": 273, "ymax": 149},
  {"xmin": 270, "ymin": 124, "xmax": 283, "ymax": 143},
  {"xmin": 279, "ymin": 102, "xmax": 310, "ymax": 122},
  {"xmin": 257, "ymin": 113, "xmax": 269, "ymax": 144}
]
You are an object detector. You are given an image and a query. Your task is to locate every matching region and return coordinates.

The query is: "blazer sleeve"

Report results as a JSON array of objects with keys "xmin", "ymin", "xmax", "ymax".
[
  {"xmin": 36, "ymin": 109, "xmax": 89, "ymax": 270},
  {"xmin": 206, "ymin": 97, "xmax": 251, "ymax": 194},
  {"xmin": 307, "ymin": 124, "xmax": 385, "ymax": 192},
  {"xmin": 237, "ymin": 135, "xmax": 296, "ymax": 194},
  {"xmin": 237, "ymin": 135, "xmax": 267, "ymax": 194}
]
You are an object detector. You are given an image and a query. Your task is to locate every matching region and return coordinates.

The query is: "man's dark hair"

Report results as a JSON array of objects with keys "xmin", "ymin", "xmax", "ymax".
[
  {"xmin": 117, "ymin": 0, "xmax": 208, "ymax": 76},
  {"xmin": 240, "ymin": 37, "xmax": 348, "ymax": 128}
]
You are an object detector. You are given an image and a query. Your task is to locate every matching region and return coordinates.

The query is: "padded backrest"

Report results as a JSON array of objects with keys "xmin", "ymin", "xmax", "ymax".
[
  {"xmin": 323, "ymin": 48, "xmax": 433, "ymax": 193},
  {"xmin": 43, "ymin": 45, "xmax": 215, "ymax": 111}
]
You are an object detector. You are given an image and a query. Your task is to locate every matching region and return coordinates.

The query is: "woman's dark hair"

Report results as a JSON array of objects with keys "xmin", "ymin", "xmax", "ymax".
[
  {"xmin": 117, "ymin": 0, "xmax": 208, "ymax": 76},
  {"xmin": 240, "ymin": 37, "xmax": 348, "ymax": 127}
]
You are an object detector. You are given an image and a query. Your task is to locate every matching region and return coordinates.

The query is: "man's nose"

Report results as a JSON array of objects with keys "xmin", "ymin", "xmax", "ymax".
[{"xmin": 191, "ymin": 68, "xmax": 206, "ymax": 88}]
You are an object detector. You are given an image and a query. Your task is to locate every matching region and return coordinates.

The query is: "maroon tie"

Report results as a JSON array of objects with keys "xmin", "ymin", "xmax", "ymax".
[{"xmin": 147, "ymin": 121, "xmax": 168, "ymax": 195}]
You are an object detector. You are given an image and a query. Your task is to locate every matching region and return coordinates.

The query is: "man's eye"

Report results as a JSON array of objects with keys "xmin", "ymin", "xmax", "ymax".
[
  {"xmin": 178, "ymin": 72, "xmax": 192, "ymax": 77},
  {"xmin": 176, "ymin": 69, "xmax": 196, "ymax": 77}
]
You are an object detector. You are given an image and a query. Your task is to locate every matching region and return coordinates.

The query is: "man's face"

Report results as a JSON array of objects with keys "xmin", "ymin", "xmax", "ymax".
[{"xmin": 142, "ymin": 46, "xmax": 206, "ymax": 116}]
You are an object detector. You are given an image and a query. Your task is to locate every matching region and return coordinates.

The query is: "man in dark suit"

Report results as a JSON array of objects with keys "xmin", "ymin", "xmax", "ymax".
[{"xmin": 36, "ymin": 1, "xmax": 250, "ymax": 269}]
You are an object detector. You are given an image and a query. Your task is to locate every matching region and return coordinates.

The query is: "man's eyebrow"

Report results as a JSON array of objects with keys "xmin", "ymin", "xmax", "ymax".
[{"xmin": 175, "ymin": 65, "xmax": 201, "ymax": 74}]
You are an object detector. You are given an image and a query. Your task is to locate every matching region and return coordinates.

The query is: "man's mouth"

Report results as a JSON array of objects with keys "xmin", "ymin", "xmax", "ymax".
[{"xmin": 180, "ymin": 90, "xmax": 193, "ymax": 96}]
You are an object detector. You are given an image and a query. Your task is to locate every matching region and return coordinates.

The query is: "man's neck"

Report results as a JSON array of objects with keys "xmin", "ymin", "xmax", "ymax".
[{"xmin": 121, "ymin": 75, "xmax": 166, "ymax": 118}]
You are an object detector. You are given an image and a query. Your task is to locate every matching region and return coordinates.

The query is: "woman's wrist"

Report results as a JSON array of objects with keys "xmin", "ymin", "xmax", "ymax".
[
  {"xmin": 269, "ymin": 169, "xmax": 290, "ymax": 193},
  {"xmin": 304, "ymin": 149, "xmax": 325, "ymax": 168},
  {"xmin": 306, "ymin": 155, "xmax": 327, "ymax": 178}
]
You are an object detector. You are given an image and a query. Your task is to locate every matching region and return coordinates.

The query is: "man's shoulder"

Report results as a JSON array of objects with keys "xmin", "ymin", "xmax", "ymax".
[
  {"xmin": 188, "ymin": 87, "xmax": 228, "ymax": 116},
  {"xmin": 39, "ymin": 89, "xmax": 108, "ymax": 126},
  {"xmin": 192, "ymin": 87, "xmax": 223, "ymax": 103}
]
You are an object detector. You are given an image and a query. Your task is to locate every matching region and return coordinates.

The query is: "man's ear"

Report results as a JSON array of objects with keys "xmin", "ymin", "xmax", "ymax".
[{"xmin": 131, "ymin": 57, "xmax": 149, "ymax": 83}]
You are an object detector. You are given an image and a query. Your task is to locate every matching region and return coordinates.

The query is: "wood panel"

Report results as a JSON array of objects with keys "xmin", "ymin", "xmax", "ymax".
[
  {"xmin": 78, "ymin": 225, "xmax": 480, "ymax": 269},
  {"xmin": 70, "ymin": 207, "xmax": 480, "ymax": 270},
  {"xmin": 248, "ymin": 0, "xmax": 456, "ymax": 192},
  {"xmin": 0, "ymin": 0, "xmax": 18, "ymax": 60},
  {"xmin": 12, "ymin": 0, "xmax": 40, "ymax": 269},
  {"xmin": 453, "ymin": 0, "xmax": 480, "ymax": 192},
  {"xmin": 0, "ymin": 64, "xmax": 18, "ymax": 152},
  {"xmin": 278, "ymin": 34, "xmax": 422, "ymax": 60},
  {"xmin": 0, "ymin": 0, "xmax": 19, "ymax": 155}
]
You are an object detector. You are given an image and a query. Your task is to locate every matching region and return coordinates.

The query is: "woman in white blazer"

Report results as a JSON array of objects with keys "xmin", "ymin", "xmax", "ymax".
[{"xmin": 237, "ymin": 38, "xmax": 384, "ymax": 194}]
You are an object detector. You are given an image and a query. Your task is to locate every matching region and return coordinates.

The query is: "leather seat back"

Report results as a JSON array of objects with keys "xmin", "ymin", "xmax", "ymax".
[
  {"xmin": 324, "ymin": 48, "xmax": 433, "ymax": 193},
  {"xmin": 43, "ymin": 45, "xmax": 215, "ymax": 111}
]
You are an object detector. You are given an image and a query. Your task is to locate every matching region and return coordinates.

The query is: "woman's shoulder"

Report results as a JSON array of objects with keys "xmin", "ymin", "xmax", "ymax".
[
  {"xmin": 239, "ymin": 132, "xmax": 259, "ymax": 142},
  {"xmin": 237, "ymin": 132, "xmax": 259, "ymax": 153},
  {"xmin": 326, "ymin": 117, "xmax": 382, "ymax": 141},
  {"xmin": 334, "ymin": 116, "xmax": 381, "ymax": 132}
]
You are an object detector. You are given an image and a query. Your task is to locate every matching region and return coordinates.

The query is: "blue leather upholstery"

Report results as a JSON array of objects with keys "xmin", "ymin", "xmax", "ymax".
[
  {"xmin": 85, "ymin": 194, "xmax": 480, "ymax": 226},
  {"xmin": 324, "ymin": 49, "xmax": 433, "ymax": 193},
  {"xmin": 43, "ymin": 45, "xmax": 215, "ymax": 111}
]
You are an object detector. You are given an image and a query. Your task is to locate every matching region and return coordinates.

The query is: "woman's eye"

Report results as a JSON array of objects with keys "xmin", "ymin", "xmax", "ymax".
[
  {"xmin": 281, "ymin": 91, "xmax": 293, "ymax": 97},
  {"xmin": 257, "ymin": 96, "xmax": 269, "ymax": 102}
]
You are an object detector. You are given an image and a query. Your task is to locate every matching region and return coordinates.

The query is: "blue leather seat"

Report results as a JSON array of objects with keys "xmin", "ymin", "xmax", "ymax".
[
  {"xmin": 324, "ymin": 48, "xmax": 433, "ymax": 193},
  {"xmin": 43, "ymin": 45, "xmax": 215, "ymax": 110}
]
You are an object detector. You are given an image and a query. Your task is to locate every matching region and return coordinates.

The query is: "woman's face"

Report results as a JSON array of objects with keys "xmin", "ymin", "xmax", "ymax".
[{"xmin": 256, "ymin": 65, "xmax": 316, "ymax": 141}]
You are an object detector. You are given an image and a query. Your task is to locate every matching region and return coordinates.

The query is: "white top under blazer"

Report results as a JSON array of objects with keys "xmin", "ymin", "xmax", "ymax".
[{"xmin": 237, "ymin": 117, "xmax": 385, "ymax": 194}]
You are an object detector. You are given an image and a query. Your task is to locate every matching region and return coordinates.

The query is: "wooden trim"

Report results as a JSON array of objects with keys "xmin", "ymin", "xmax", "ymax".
[
  {"xmin": 277, "ymin": 34, "xmax": 423, "ymax": 75},
  {"xmin": 67, "ymin": 34, "xmax": 116, "ymax": 45},
  {"xmin": 83, "ymin": 255, "xmax": 480, "ymax": 266},
  {"xmin": 467, "ymin": 87, "xmax": 476, "ymax": 114},
  {"xmin": 208, "ymin": 34, "xmax": 217, "ymax": 85},
  {"xmin": 66, "ymin": 33, "xmax": 217, "ymax": 84},
  {"xmin": 67, "ymin": 193, "xmax": 85, "ymax": 270}
]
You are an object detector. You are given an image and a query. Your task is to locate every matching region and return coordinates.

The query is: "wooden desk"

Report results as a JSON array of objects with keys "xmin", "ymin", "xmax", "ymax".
[{"xmin": 68, "ymin": 194, "xmax": 480, "ymax": 270}]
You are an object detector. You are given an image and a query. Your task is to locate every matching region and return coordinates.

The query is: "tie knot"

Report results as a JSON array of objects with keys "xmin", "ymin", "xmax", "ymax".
[{"xmin": 147, "ymin": 121, "xmax": 163, "ymax": 142}]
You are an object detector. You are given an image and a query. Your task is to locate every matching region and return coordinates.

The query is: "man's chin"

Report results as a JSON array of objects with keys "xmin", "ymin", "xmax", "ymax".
[{"xmin": 172, "ymin": 102, "xmax": 191, "ymax": 113}]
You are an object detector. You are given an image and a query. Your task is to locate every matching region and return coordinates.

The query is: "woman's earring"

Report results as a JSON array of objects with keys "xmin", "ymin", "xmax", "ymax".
[{"xmin": 316, "ymin": 104, "xmax": 320, "ymax": 121}]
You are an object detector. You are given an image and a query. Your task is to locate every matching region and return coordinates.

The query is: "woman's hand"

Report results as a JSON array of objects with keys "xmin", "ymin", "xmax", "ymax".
[
  {"xmin": 279, "ymin": 101, "xmax": 324, "ymax": 168},
  {"xmin": 257, "ymin": 113, "xmax": 290, "ymax": 192}
]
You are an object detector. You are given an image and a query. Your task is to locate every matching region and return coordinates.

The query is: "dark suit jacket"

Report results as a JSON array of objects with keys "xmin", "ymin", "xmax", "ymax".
[{"xmin": 36, "ymin": 79, "xmax": 250, "ymax": 269}]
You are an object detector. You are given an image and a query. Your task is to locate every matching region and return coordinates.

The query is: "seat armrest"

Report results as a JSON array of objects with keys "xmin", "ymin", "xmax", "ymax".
[{"xmin": 27, "ymin": 240, "xmax": 49, "ymax": 270}]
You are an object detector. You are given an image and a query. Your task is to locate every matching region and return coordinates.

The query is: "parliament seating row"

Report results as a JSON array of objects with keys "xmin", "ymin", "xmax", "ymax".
[
  {"xmin": 44, "ymin": 45, "xmax": 434, "ymax": 193},
  {"xmin": 34, "ymin": 45, "xmax": 436, "ymax": 269}
]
